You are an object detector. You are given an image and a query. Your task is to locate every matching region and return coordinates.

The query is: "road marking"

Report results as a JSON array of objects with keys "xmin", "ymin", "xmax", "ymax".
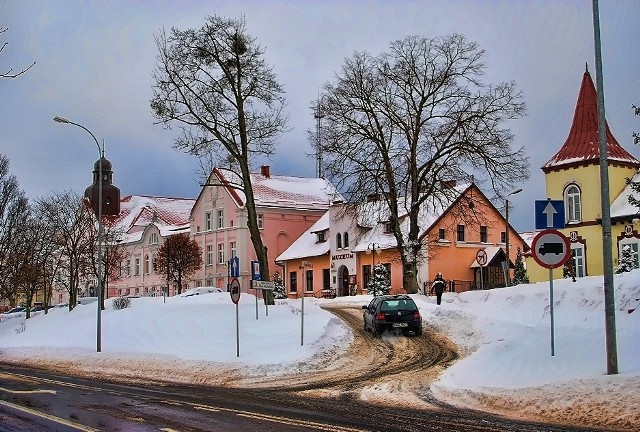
[
  {"xmin": 236, "ymin": 411, "xmax": 364, "ymax": 431},
  {"xmin": 0, "ymin": 386, "xmax": 56, "ymax": 395},
  {"xmin": 0, "ymin": 399, "xmax": 100, "ymax": 432}
]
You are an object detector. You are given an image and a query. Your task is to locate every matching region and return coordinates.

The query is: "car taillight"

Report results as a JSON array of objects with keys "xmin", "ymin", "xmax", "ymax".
[
  {"xmin": 375, "ymin": 313, "xmax": 386, "ymax": 321},
  {"xmin": 413, "ymin": 311, "xmax": 421, "ymax": 320}
]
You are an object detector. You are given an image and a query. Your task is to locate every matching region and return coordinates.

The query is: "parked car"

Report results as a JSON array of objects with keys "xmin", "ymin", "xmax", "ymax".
[
  {"xmin": 77, "ymin": 297, "xmax": 98, "ymax": 305},
  {"xmin": 362, "ymin": 295, "xmax": 422, "ymax": 336},
  {"xmin": 180, "ymin": 287, "xmax": 223, "ymax": 297},
  {"xmin": 30, "ymin": 305, "xmax": 47, "ymax": 313},
  {"xmin": 0, "ymin": 306, "xmax": 26, "ymax": 322}
]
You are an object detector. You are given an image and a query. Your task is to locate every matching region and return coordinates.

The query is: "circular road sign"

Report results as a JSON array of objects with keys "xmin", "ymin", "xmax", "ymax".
[
  {"xmin": 476, "ymin": 249, "xmax": 487, "ymax": 266},
  {"xmin": 531, "ymin": 229, "xmax": 571, "ymax": 269},
  {"xmin": 230, "ymin": 278, "xmax": 241, "ymax": 304}
]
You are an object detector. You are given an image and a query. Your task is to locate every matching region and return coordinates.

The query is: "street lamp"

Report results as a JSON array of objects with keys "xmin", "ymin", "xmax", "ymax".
[
  {"xmin": 505, "ymin": 188, "xmax": 523, "ymax": 287},
  {"xmin": 366, "ymin": 243, "xmax": 381, "ymax": 292},
  {"xmin": 54, "ymin": 116, "xmax": 104, "ymax": 353},
  {"xmin": 313, "ymin": 94, "xmax": 329, "ymax": 178}
]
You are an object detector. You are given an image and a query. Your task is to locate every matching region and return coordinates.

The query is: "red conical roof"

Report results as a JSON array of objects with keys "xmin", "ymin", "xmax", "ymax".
[{"xmin": 541, "ymin": 68, "xmax": 639, "ymax": 173}]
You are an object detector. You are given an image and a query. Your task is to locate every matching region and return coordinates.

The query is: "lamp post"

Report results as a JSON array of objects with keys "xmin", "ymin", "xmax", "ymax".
[
  {"xmin": 54, "ymin": 116, "xmax": 104, "ymax": 353},
  {"xmin": 505, "ymin": 188, "xmax": 523, "ymax": 287},
  {"xmin": 366, "ymin": 243, "xmax": 381, "ymax": 293},
  {"xmin": 313, "ymin": 94, "xmax": 329, "ymax": 178}
]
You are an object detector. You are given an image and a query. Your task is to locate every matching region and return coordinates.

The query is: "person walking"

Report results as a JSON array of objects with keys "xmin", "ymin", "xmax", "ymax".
[{"xmin": 431, "ymin": 273, "xmax": 446, "ymax": 305}]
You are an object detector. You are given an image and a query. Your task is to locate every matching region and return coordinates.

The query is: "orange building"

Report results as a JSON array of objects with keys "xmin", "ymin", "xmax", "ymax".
[{"xmin": 276, "ymin": 182, "xmax": 529, "ymax": 297}]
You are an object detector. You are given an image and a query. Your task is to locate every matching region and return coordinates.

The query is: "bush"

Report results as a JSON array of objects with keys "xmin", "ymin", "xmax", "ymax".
[{"xmin": 112, "ymin": 296, "xmax": 131, "ymax": 310}]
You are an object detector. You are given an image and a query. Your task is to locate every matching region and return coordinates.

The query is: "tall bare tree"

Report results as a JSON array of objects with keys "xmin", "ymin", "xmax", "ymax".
[
  {"xmin": 316, "ymin": 34, "xmax": 529, "ymax": 293},
  {"xmin": 156, "ymin": 233, "xmax": 202, "ymax": 295},
  {"xmin": 1, "ymin": 27, "xmax": 35, "ymax": 79},
  {"xmin": 150, "ymin": 14, "xmax": 288, "ymax": 288},
  {"xmin": 36, "ymin": 191, "xmax": 94, "ymax": 310},
  {"xmin": 627, "ymin": 104, "xmax": 640, "ymax": 211},
  {"xmin": 0, "ymin": 154, "xmax": 30, "ymax": 305}
]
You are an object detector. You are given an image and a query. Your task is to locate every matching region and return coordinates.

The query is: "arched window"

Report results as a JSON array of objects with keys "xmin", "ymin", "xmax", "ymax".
[
  {"xmin": 343, "ymin": 232, "xmax": 349, "ymax": 248},
  {"xmin": 336, "ymin": 233, "xmax": 342, "ymax": 249},
  {"xmin": 144, "ymin": 255, "xmax": 150, "ymax": 274},
  {"xmin": 565, "ymin": 185, "xmax": 582, "ymax": 223}
]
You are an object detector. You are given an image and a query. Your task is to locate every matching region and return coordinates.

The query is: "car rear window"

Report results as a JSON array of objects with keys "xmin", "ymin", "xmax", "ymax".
[{"xmin": 380, "ymin": 299, "xmax": 417, "ymax": 311}]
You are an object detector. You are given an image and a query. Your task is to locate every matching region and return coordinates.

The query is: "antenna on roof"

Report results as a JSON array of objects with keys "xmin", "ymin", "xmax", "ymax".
[{"xmin": 585, "ymin": 62, "xmax": 589, "ymax": 73}]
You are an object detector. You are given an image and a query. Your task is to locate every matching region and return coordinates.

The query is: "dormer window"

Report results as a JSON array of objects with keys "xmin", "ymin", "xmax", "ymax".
[
  {"xmin": 383, "ymin": 222, "xmax": 392, "ymax": 233},
  {"xmin": 316, "ymin": 231, "xmax": 326, "ymax": 243},
  {"xmin": 149, "ymin": 232, "xmax": 158, "ymax": 245},
  {"xmin": 565, "ymin": 185, "xmax": 582, "ymax": 223}
]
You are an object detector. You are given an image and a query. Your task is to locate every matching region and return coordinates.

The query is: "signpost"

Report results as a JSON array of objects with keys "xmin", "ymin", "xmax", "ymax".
[
  {"xmin": 532, "ymin": 229, "xmax": 571, "ymax": 356},
  {"xmin": 250, "ymin": 279, "xmax": 274, "ymax": 318},
  {"xmin": 229, "ymin": 278, "xmax": 241, "ymax": 357},
  {"xmin": 476, "ymin": 249, "xmax": 487, "ymax": 290}
]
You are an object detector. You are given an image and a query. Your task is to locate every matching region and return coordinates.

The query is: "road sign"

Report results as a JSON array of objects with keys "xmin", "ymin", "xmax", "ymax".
[
  {"xmin": 476, "ymin": 249, "xmax": 487, "ymax": 266},
  {"xmin": 535, "ymin": 200, "xmax": 565, "ymax": 230},
  {"xmin": 251, "ymin": 260, "xmax": 261, "ymax": 281},
  {"xmin": 230, "ymin": 277, "xmax": 241, "ymax": 304},
  {"xmin": 531, "ymin": 229, "xmax": 571, "ymax": 269},
  {"xmin": 230, "ymin": 256, "xmax": 240, "ymax": 278},
  {"xmin": 251, "ymin": 280, "xmax": 275, "ymax": 290}
]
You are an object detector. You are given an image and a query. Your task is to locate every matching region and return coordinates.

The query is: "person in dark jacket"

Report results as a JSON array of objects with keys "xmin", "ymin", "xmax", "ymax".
[{"xmin": 431, "ymin": 273, "xmax": 446, "ymax": 305}]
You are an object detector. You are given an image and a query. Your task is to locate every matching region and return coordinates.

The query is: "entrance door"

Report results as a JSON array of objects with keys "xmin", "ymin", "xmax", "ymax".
[{"xmin": 337, "ymin": 265, "xmax": 349, "ymax": 297}]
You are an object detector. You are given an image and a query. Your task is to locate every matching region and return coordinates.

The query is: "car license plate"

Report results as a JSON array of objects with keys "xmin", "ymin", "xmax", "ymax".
[{"xmin": 392, "ymin": 323, "xmax": 408, "ymax": 328}]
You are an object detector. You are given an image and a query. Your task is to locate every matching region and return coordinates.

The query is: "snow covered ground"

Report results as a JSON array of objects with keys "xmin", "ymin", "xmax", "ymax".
[{"xmin": 1, "ymin": 270, "xmax": 638, "ymax": 430}]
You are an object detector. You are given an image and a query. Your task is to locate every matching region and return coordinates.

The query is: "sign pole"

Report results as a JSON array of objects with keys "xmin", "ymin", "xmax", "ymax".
[
  {"xmin": 236, "ymin": 302, "xmax": 239, "ymax": 357},
  {"xmin": 549, "ymin": 268, "xmax": 555, "ymax": 356},
  {"xmin": 255, "ymin": 288, "xmax": 259, "ymax": 320},
  {"xmin": 480, "ymin": 267, "xmax": 484, "ymax": 290},
  {"xmin": 301, "ymin": 293, "xmax": 305, "ymax": 346}
]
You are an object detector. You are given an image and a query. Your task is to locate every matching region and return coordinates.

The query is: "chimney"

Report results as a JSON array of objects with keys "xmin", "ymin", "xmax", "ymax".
[{"xmin": 260, "ymin": 165, "xmax": 270, "ymax": 178}]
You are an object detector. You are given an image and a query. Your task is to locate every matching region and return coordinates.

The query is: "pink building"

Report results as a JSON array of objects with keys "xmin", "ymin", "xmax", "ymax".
[
  {"xmin": 108, "ymin": 195, "xmax": 195, "ymax": 298},
  {"xmin": 190, "ymin": 166, "xmax": 339, "ymax": 293}
]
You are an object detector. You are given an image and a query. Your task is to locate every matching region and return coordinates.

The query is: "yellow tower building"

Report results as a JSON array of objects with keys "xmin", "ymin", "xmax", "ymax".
[{"xmin": 527, "ymin": 66, "xmax": 640, "ymax": 282}]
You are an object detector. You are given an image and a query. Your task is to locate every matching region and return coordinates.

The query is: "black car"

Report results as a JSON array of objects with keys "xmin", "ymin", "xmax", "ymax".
[{"xmin": 362, "ymin": 295, "xmax": 422, "ymax": 336}]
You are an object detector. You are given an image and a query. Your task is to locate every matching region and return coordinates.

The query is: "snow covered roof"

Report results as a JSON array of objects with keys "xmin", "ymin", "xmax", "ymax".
[
  {"xmin": 541, "ymin": 68, "xmax": 640, "ymax": 173},
  {"xmin": 470, "ymin": 246, "xmax": 504, "ymax": 268},
  {"xmin": 275, "ymin": 212, "xmax": 331, "ymax": 261},
  {"xmin": 212, "ymin": 166, "xmax": 342, "ymax": 210},
  {"xmin": 610, "ymin": 170, "xmax": 640, "ymax": 220},
  {"xmin": 108, "ymin": 195, "xmax": 195, "ymax": 241}
]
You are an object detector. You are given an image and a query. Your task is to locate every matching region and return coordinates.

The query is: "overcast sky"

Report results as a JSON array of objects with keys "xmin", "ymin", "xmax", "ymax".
[{"xmin": 2, "ymin": 0, "xmax": 639, "ymax": 231}]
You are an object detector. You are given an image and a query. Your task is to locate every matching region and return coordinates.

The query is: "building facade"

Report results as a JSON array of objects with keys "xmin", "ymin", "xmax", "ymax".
[{"xmin": 526, "ymin": 67, "xmax": 640, "ymax": 282}]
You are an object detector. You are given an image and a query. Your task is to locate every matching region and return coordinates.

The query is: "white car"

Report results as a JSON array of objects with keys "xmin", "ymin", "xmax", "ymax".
[{"xmin": 179, "ymin": 287, "xmax": 223, "ymax": 297}]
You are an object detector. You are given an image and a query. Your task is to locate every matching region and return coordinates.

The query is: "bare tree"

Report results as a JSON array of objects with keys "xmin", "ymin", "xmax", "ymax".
[
  {"xmin": 0, "ymin": 154, "xmax": 30, "ymax": 305},
  {"xmin": 150, "ymin": 14, "xmax": 288, "ymax": 289},
  {"xmin": 156, "ymin": 233, "xmax": 202, "ymax": 295},
  {"xmin": 316, "ymin": 34, "xmax": 529, "ymax": 293},
  {"xmin": 36, "ymin": 191, "xmax": 94, "ymax": 310},
  {"xmin": 627, "ymin": 104, "xmax": 640, "ymax": 211},
  {"xmin": 1, "ymin": 27, "xmax": 35, "ymax": 79}
]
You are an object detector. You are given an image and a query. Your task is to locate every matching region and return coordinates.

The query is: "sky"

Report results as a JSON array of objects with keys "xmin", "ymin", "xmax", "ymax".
[
  {"xmin": 1, "ymin": 0, "xmax": 639, "ymax": 232},
  {"xmin": 0, "ymin": 270, "xmax": 638, "ymax": 430}
]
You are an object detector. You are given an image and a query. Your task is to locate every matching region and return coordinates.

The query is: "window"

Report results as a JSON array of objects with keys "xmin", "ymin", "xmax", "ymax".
[
  {"xmin": 619, "ymin": 241, "xmax": 639, "ymax": 270},
  {"xmin": 457, "ymin": 225, "xmax": 465, "ymax": 242},
  {"xmin": 144, "ymin": 255, "xmax": 150, "ymax": 274},
  {"xmin": 230, "ymin": 241, "xmax": 237, "ymax": 258},
  {"xmin": 480, "ymin": 226, "xmax": 488, "ymax": 243},
  {"xmin": 343, "ymin": 232, "xmax": 349, "ymax": 248},
  {"xmin": 383, "ymin": 222, "xmax": 392, "ymax": 233},
  {"xmin": 305, "ymin": 270, "xmax": 313, "ymax": 292},
  {"xmin": 363, "ymin": 264, "xmax": 372, "ymax": 289},
  {"xmin": 149, "ymin": 232, "xmax": 158, "ymax": 245},
  {"xmin": 438, "ymin": 229, "xmax": 446, "ymax": 240},
  {"xmin": 322, "ymin": 269, "xmax": 331, "ymax": 290},
  {"xmin": 336, "ymin": 233, "xmax": 342, "ymax": 249},
  {"xmin": 571, "ymin": 245, "xmax": 585, "ymax": 278},
  {"xmin": 216, "ymin": 209, "xmax": 224, "ymax": 229},
  {"xmin": 217, "ymin": 244, "xmax": 225, "ymax": 264},
  {"xmin": 289, "ymin": 271, "xmax": 297, "ymax": 293},
  {"xmin": 205, "ymin": 212, "xmax": 212, "ymax": 231},
  {"xmin": 152, "ymin": 255, "xmax": 157, "ymax": 272},
  {"xmin": 565, "ymin": 185, "xmax": 582, "ymax": 223},
  {"xmin": 257, "ymin": 214, "xmax": 264, "ymax": 229},
  {"xmin": 207, "ymin": 245, "xmax": 214, "ymax": 266},
  {"xmin": 317, "ymin": 231, "xmax": 326, "ymax": 243},
  {"xmin": 500, "ymin": 231, "xmax": 506, "ymax": 244},
  {"xmin": 135, "ymin": 257, "xmax": 140, "ymax": 276},
  {"xmin": 125, "ymin": 259, "xmax": 131, "ymax": 276}
]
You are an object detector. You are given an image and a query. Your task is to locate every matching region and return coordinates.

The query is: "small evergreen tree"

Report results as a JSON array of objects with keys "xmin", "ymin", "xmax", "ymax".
[
  {"xmin": 562, "ymin": 255, "xmax": 576, "ymax": 281},
  {"xmin": 272, "ymin": 271, "xmax": 287, "ymax": 299},
  {"xmin": 512, "ymin": 246, "xmax": 530, "ymax": 285},
  {"xmin": 367, "ymin": 264, "xmax": 391, "ymax": 296},
  {"xmin": 615, "ymin": 245, "xmax": 637, "ymax": 274}
]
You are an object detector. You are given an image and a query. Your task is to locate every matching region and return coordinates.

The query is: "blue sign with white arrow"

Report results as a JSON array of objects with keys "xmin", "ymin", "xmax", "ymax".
[
  {"xmin": 230, "ymin": 256, "xmax": 240, "ymax": 278},
  {"xmin": 535, "ymin": 200, "xmax": 565, "ymax": 229}
]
